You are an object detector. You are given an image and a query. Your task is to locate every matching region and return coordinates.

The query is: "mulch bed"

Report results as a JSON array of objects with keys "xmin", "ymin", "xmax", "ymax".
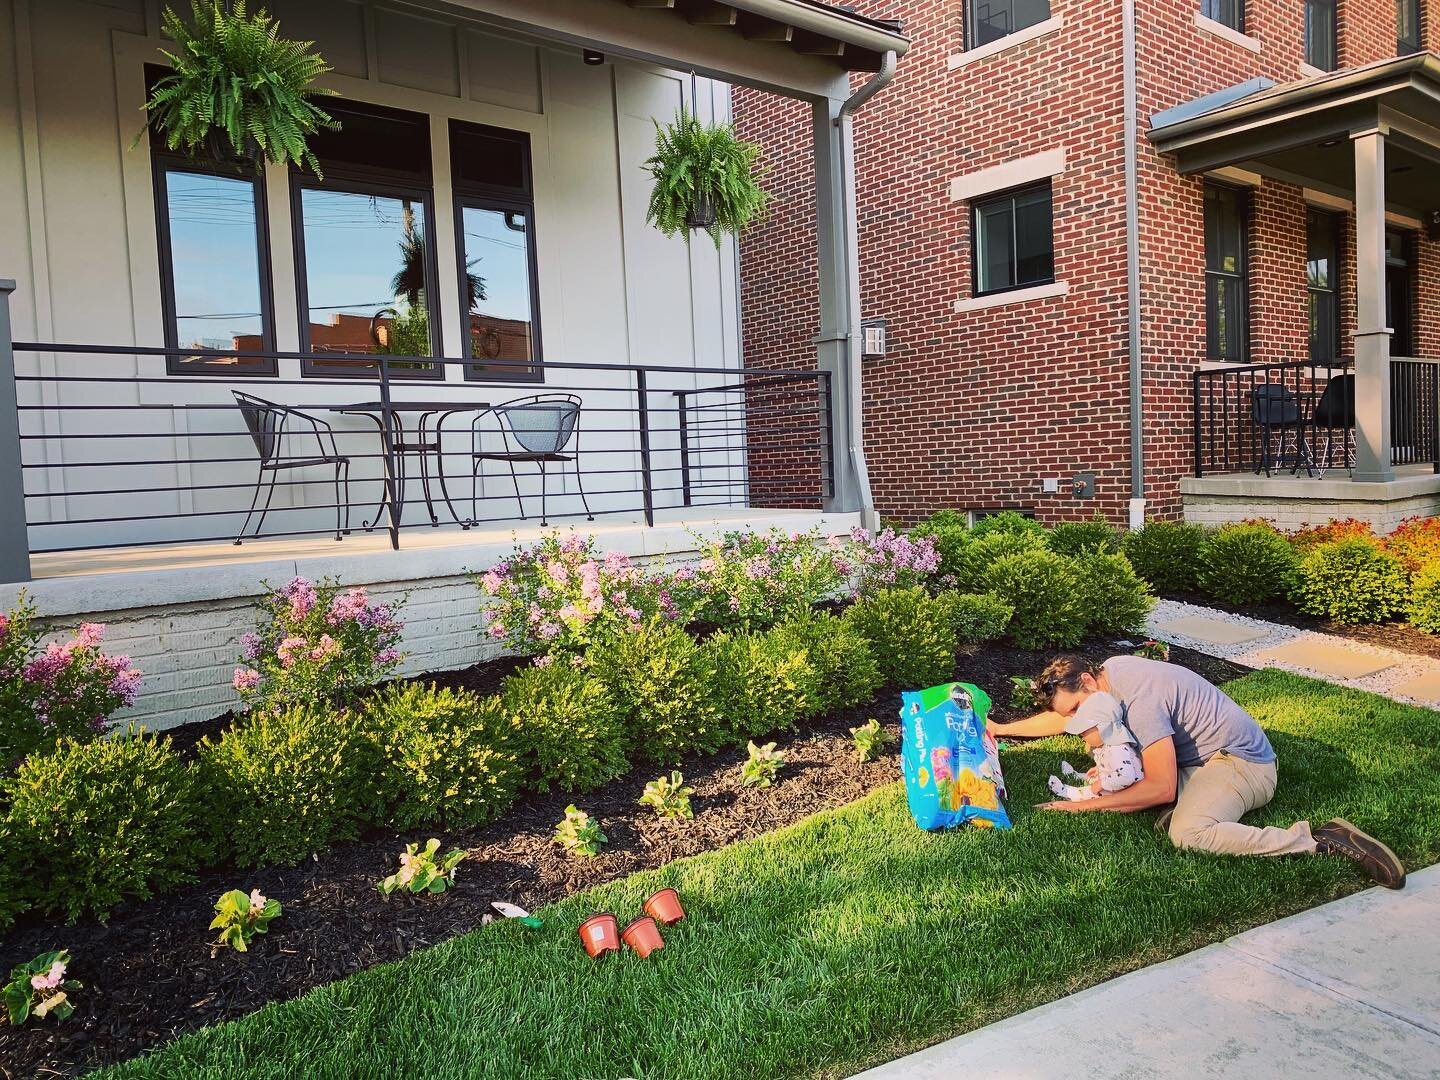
[
  {"xmin": 1165, "ymin": 591, "xmax": 1440, "ymax": 661},
  {"xmin": 0, "ymin": 641, "xmax": 1243, "ymax": 1079}
]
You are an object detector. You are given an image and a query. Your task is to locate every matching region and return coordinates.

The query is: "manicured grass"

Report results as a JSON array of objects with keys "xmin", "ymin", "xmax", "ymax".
[{"xmin": 104, "ymin": 672, "xmax": 1440, "ymax": 1079}]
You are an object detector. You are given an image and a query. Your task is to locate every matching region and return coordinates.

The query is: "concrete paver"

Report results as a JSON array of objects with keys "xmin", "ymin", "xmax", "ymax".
[
  {"xmin": 853, "ymin": 866, "xmax": 1440, "ymax": 1080},
  {"xmin": 1154, "ymin": 614, "xmax": 1267, "ymax": 645},
  {"xmin": 1254, "ymin": 639, "xmax": 1397, "ymax": 680},
  {"xmin": 1392, "ymin": 671, "xmax": 1440, "ymax": 705}
]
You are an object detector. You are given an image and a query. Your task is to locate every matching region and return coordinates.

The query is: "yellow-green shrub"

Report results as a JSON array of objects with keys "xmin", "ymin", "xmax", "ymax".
[{"xmin": 501, "ymin": 663, "xmax": 627, "ymax": 794}]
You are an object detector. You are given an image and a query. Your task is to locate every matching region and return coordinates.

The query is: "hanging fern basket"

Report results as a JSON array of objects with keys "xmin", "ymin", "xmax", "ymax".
[
  {"xmin": 643, "ymin": 108, "xmax": 767, "ymax": 249},
  {"xmin": 684, "ymin": 190, "xmax": 717, "ymax": 230}
]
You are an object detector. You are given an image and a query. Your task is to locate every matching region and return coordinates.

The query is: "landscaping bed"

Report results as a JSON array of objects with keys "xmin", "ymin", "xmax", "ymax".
[{"xmin": 0, "ymin": 640, "xmax": 1234, "ymax": 1079}]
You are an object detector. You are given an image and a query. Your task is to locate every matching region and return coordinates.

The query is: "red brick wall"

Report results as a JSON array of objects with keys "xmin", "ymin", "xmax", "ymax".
[{"xmin": 735, "ymin": 0, "xmax": 1439, "ymax": 524}]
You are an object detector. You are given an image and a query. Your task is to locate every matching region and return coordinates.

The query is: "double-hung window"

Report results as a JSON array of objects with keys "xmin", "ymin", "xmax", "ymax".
[
  {"xmin": 1305, "ymin": 0, "xmax": 1337, "ymax": 69},
  {"xmin": 1201, "ymin": 0, "xmax": 1244, "ymax": 32},
  {"xmin": 1204, "ymin": 183, "xmax": 1249, "ymax": 362},
  {"xmin": 292, "ymin": 99, "xmax": 441, "ymax": 377},
  {"xmin": 967, "ymin": 0, "xmax": 1051, "ymax": 48},
  {"xmin": 1307, "ymin": 210, "xmax": 1341, "ymax": 362},
  {"xmin": 971, "ymin": 182, "xmax": 1054, "ymax": 297},
  {"xmin": 450, "ymin": 120, "xmax": 542, "ymax": 381},
  {"xmin": 1397, "ymin": 0, "xmax": 1422, "ymax": 53}
]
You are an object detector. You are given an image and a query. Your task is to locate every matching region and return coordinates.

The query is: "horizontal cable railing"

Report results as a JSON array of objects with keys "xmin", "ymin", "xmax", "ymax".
[
  {"xmin": 5, "ymin": 342, "xmax": 834, "ymax": 558},
  {"xmin": 1192, "ymin": 357, "xmax": 1440, "ymax": 478}
]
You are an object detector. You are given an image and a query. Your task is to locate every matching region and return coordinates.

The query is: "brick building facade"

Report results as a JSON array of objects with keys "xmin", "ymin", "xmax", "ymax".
[{"xmin": 734, "ymin": 0, "xmax": 1440, "ymax": 525}]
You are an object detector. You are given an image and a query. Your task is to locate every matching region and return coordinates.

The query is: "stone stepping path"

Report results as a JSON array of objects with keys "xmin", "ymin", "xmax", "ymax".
[{"xmin": 1146, "ymin": 599, "xmax": 1440, "ymax": 708}]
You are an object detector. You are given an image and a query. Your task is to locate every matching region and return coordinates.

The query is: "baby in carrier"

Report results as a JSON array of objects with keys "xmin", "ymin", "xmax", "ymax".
[{"xmin": 1046, "ymin": 690, "xmax": 1144, "ymax": 801}]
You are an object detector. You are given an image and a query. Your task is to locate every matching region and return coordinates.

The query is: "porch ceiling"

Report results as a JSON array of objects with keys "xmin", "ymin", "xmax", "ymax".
[{"xmin": 1148, "ymin": 53, "xmax": 1440, "ymax": 214}]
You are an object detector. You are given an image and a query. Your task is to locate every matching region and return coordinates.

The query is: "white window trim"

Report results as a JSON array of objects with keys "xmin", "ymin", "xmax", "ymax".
[
  {"xmin": 948, "ymin": 15, "xmax": 1064, "ymax": 69},
  {"xmin": 954, "ymin": 280, "xmax": 1069, "ymax": 313},
  {"xmin": 1206, "ymin": 166, "xmax": 1262, "ymax": 188},
  {"xmin": 1194, "ymin": 12, "xmax": 1262, "ymax": 53},
  {"xmin": 950, "ymin": 148, "xmax": 1066, "ymax": 203}
]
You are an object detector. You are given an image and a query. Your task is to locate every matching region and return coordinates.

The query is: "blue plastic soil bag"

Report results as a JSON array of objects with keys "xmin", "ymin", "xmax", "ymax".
[{"xmin": 900, "ymin": 682, "xmax": 1011, "ymax": 831}]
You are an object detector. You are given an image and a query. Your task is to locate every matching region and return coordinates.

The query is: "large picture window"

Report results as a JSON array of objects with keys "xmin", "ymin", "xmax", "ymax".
[
  {"xmin": 1307, "ymin": 210, "xmax": 1341, "ymax": 362},
  {"xmin": 292, "ymin": 100, "xmax": 440, "ymax": 378},
  {"xmin": 971, "ymin": 181, "xmax": 1054, "ymax": 297},
  {"xmin": 1397, "ymin": 0, "xmax": 1422, "ymax": 53},
  {"xmin": 1204, "ymin": 183, "xmax": 1249, "ymax": 362},
  {"xmin": 1305, "ymin": 0, "xmax": 1337, "ymax": 69},
  {"xmin": 967, "ymin": 0, "xmax": 1050, "ymax": 47},
  {"xmin": 450, "ymin": 120, "xmax": 541, "ymax": 381},
  {"xmin": 1202, "ymin": 0, "xmax": 1244, "ymax": 31}
]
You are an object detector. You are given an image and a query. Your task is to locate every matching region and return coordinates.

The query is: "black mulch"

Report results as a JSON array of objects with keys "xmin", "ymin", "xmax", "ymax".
[
  {"xmin": 0, "ymin": 642, "xmax": 1244, "ymax": 1079},
  {"xmin": 1165, "ymin": 591, "xmax": 1440, "ymax": 661}
]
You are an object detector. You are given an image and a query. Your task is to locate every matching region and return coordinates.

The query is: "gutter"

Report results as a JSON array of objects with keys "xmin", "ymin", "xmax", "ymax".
[
  {"xmin": 836, "ymin": 50, "xmax": 897, "ymax": 530},
  {"xmin": 726, "ymin": 0, "xmax": 911, "ymax": 57},
  {"xmin": 1123, "ymin": 0, "xmax": 1145, "ymax": 528}
]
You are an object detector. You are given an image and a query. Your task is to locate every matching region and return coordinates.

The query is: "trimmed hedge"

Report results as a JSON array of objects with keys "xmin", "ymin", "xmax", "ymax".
[
  {"xmin": 940, "ymin": 591, "xmax": 1014, "ymax": 645},
  {"xmin": 767, "ymin": 611, "xmax": 882, "ymax": 715},
  {"xmin": 1047, "ymin": 516, "xmax": 1122, "ymax": 557},
  {"xmin": 1408, "ymin": 560, "xmax": 1440, "ymax": 632},
  {"xmin": 842, "ymin": 587, "xmax": 957, "ymax": 688},
  {"xmin": 1075, "ymin": 551, "xmax": 1154, "ymax": 637},
  {"xmin": 1121, "ymin": 521, "xmax": 1208, "ymax": 595},
  {"xmin": 982, "ymin": 548, "xmax": 1087, "ymax": 651},
  {"xmin": 1295, "ymin": 539, "xmax": 1409, "ymax": 624},
  {"xmin": 706, "ymin": 627, "xmax": 821, "ymax": 744},
  {"xmin": 501, "ymin": 663, "xmax": 627, "ymax": 795},
  {"xmin": 1197, "ymin": 523, "xmax": 1300, "ymax": 607}
]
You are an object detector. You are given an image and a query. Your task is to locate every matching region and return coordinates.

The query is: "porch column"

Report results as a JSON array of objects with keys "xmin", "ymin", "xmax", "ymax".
[
  {"xmin": 1351, "ymin": 126, "xmax": 1394, "ymax": 483},
  {"xmin": 812, "ymin": 95, "xmax": 863, "ymax": 514},
  {"xmin": 0, "ymin": 281, "xmax": 31, "ymax": 583}
]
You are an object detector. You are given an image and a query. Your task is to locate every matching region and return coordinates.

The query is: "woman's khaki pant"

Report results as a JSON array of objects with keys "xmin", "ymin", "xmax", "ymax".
[{"xmin": 1168, "ymin": 752, "xmax": 1317, "ymax": 857}]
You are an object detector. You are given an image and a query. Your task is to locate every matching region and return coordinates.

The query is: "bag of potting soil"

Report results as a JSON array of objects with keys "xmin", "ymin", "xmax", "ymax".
[{"xmin": 899, "ymin": 682, "xmax": 1011, "ymax": 831}]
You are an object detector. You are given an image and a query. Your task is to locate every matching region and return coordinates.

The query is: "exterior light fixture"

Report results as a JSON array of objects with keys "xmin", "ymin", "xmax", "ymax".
[
  {"xmin": 583, "ymin": 49, "xmax": 605, "ymax": 66},
  {"xmin": 861, "ymin": 318, "xmax": 887, "ymax": 360}
]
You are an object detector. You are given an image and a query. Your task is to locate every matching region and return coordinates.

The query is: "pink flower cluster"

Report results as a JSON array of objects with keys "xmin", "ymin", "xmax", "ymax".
[
  {"xmin": 29, "ymin": 959, "xmax": 65, "ymax": 993},
  {"xmin": 850, "ymin": 527, "xmax": 941, "ymax": 592}
]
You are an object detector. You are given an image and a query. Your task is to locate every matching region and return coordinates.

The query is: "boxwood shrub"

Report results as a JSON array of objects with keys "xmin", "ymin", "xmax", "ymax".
[
  {"xmin": 365, "ymin": 682, "xmax": 523, "ymax": 830},
  {"xmin": 939, "ymin": 591, "xmax": 1014, "ymax": 645},
  {"xmin": 947, "ymin": 529, "xmax": 1047, "ymax": 593},
  {"xmin": 3, "ymin": 730, "xmax": 207, "ymax": 922},
  {"xmin": 1408, "ymin": 560, "xmax": 1440, "ymax": 632},
  {"xmin": 1295, "ymin": 538, "xmax": 1409, "ymax": 624},
  {"xmin": 501, "ymin": 663, "xmax": 627, "ymax": 795},
  {"xmin": 1047, "ymin": 515, "xmax": 1122, "ymax": 556},
  {"xmin": 1074, "ymin": 551, "xmax": 1154, "ymax": 636},
  {"xmin": 982, "ymin": 549, "xmax": 1086, "ymax": 650},
  {"xmin": 970, "ymin": 510, "xmax": 1045, "ymax": 540},
  {"xmin": 1197, "ymin": 523, "xmax": 1300, "ymax": 607},
  {"xmin": 1121, "ymin": 521, "xmax": 1208, "ymax": 594},
  {"xmin": 706, "ymin": 627, "xmax": 821, "ymax": 744},
  {"xmin": 198, "ymin": 703, "xmax": 380, "ymax": 867},
  {"xmin": 842, "ymin": 586, "xmax": 956, "ymax": 688},
  {"xmin": 768, "ymin": 610, "xmax": 881, "ymax": 714}
]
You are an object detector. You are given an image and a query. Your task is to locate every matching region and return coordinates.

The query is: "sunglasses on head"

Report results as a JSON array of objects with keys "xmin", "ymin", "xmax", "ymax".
[{"xmin": 1039, "ymin": 674, "xmax": 1084, "ymax": 697}]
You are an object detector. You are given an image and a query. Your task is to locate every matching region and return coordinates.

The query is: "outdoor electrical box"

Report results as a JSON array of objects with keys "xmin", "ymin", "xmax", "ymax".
[{"xmin": 1072, "ymin": 472, "xmax": 1096, "ymax": 498}]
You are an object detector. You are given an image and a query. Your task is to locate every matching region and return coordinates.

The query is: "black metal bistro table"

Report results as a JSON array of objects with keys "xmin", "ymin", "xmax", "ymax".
[{"xmin": 332, "ymin": 400, "xmax": 489, "ymax": 536}]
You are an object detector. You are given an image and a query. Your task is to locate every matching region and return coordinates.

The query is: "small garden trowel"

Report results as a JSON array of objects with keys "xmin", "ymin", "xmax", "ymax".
[{"xmin": 492, "ymin": 901, "xmax": 543, "ymax": 928}]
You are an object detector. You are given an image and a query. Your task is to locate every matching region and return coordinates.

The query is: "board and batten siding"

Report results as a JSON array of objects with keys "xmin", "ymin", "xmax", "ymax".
[{"xmin": 0, "ymin": 0, "xmax": 744, "ymax": 552}]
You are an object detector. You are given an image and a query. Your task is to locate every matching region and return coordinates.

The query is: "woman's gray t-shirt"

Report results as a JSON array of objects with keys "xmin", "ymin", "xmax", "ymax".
[{"xmin": 1101, "ymin": 655, "xmax": 1275, "ymax": 768}]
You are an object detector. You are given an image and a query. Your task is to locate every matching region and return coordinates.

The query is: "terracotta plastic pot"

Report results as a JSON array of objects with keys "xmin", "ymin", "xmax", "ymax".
[
  {"xmin": 578, "ymin": 912, "xmax": 621, "ymax": 959},
  {"xmin": 643, "ymin": 887, "xmax": 686, "ymax": 926},
  {"xmin": 621, "ymin": 916, "xmax": 665, "ymax": 958}
]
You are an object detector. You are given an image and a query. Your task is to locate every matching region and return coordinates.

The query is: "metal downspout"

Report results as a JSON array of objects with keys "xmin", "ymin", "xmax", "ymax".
[
  {"xmin": 836, "ymin": 51, "xmax": 897, "ymax": 529},
  {"xmin": 1123, "ymin": 0, "xmax": 1145, "ymax": 527}
]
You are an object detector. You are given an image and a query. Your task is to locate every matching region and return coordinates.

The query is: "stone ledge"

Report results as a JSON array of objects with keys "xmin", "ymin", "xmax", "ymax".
[{"xmin": 1180, "ymin": 472, "xmax": 1440, "ymax": 502}]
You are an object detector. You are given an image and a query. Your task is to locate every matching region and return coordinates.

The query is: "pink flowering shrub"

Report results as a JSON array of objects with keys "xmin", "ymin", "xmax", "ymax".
[
  {"xmin": 0, "ymin": 594, "xmax": 142, "ymax": 765},
  {"xmin": 848, "ymin": 527, "xmax": 941, "ymax": 595},
  {"xmin": 474, "ymin": 533, "xmax": 671, "ymax": 657},
  {"xmin": 666, "ymin": 528, "xmax": 850, "ymax": 632},
  {"xmin": 233, "ymin": 577, "xmax": 404, "ymax": 712}
]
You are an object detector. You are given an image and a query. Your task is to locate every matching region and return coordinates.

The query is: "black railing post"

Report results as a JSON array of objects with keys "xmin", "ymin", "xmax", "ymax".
[
  {"xmin": 1192, "ymin": 368, "xmax": 1203, "ymax": 477},
  {"xmin": 0, "ymin": 281, "xmax": 31, "ymax": 582},
  {"xmin": 636, "ymin": 367, "xmax": 654, "ymax": 527},
  {"xmin": 676, "ymin": 388, "xmax": 692, "ymax": 508},
  {"xmin": 376, "ymin": 355, "xmax": 401, "ymax": 550},
  {"xmin": 821, "ymin": 371, "xmax": 836, "ymax": 500}
]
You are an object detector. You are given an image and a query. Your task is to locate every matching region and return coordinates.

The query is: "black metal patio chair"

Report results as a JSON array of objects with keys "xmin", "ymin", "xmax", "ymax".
[
  {"xmin": 468, "ymin": 394, "xmax": 593, "ymax": 527},
  {"xmin": 1250, "ymin": 382, "xmax": 1310, "ymax": 476},
  {"xmin": 232, "ymin": 391, "xmax": 351, "ymax": 544},
  {"xmin": 1311, "ymin": 373, "xmax": 1355, "ymax": 474}
]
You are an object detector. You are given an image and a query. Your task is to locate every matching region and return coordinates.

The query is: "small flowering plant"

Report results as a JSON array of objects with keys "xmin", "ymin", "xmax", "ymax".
[
  {"xmin": 639, "ymin": 771, "xmax": 695, "ymax": 821},
  {"xmin": 474, "ymin": 533, "xmax": 671, "ymax": 658},
  {"xmin": 0, "ymin": 594, "xmax": 142, "ymax": 764},
  {"xmin": 3, "ymin": 950, "xmax": 81, "ymax": 1026},
  {"xmin": 848, "ymin": 527, "xmax": 941, "ymax": 595},
  {"xmin": 1009, "ymin": 675, "xmax": 1041, "ymax": 711},
  {"xmin": 739, "ymin": 740, "xmax": 786, "ymax": 788},
  {"xmin": 666, "ymin": 528, "xmax": 849, "ymax": 631},
  {"xmin": 378, "ymin": 839, "xmax": 467, "ymax": 896},
  {"xmin": 233, "ymin": 577, "xmax": 404, "ymax": 712},
  {"xmin": 1134, "ymin": 640, "xmax": 1170, "ymax": 662},
  {"xmin": 850, "ymin": 718, "xmax": 895, "ymax": 762},
  {"xmin": 210, "ymin": 889, "xmax": 281, "ymax": 953},
  {"xmin": 553, "ymin": 805, "xmax": 607, "ymax": 857}
]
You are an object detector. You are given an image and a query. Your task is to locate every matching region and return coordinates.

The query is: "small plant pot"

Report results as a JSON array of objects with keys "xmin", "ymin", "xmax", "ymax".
[
  {"xmin": 578, "ymin": 912, "xmax": 621, "ymax": 959},
  {"xmin": 621, "ymin": 916, "xmax": 665, "ymax": 958},
  {"xmin": 685, "ymin": 190, "xmax": 717, "ymax": 230},
  {"xmin": 643, "ymin": 887, "xmax": 686, "ymax": 926}
]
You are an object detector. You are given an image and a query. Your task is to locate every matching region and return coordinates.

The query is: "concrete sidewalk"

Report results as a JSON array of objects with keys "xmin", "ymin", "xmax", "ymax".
[{"xmin": 854, "ymin": 866, "xmax": 1440, "ymax": 1079}]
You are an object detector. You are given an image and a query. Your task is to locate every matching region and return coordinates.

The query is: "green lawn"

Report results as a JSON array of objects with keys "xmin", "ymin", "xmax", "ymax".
[{"xmin": 104, "ymin": 671, "xmax": 1440, "ymax": 1079}]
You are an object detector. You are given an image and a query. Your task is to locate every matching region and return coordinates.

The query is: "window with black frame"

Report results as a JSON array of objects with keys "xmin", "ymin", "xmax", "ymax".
[
  {"xmin": 1202, "ymin": 0, "xmax": 1244, "ymax": 31},
  {"xmin": 292, "ymin": 99, "xmax": 440, "ymax": 377},
  {"xmin": 1397, "ymin": 0, "xmax": 1422, "ymax": 53},
  {"xmin": 971, "ymin": 181, "xmax": 1054, "ymax": 297},
  {"xmin": 450, "ymin": 120, "xmax": 541, "ymax": 381},
  {"xmin": 967, "ymin": 0, "xmax": 1050, "ymax": 47},
  {"xmin": 1305, "ymin": 0, "xmax": 1337, "ymax": 69},
  {"xmin": 1307, "ymin": 210, "xmax": 1341, "ymax": 362},
  {"xmin": 1204, "ymin": 183, "xmax": 1249, "ymax": 362}
]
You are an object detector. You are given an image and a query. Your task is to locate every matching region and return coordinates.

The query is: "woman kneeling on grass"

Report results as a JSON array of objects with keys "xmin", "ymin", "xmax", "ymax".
[{"xmin": 988, "ymin": 654, "xmax": 1406, "ymax": 889}]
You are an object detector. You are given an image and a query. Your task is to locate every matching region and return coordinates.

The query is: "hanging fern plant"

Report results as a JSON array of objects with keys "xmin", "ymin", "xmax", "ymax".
[
  {"xmin": 138, "ymin": 1, "xmax": 337, "ymax": 174},
  {"xmin": 643, "ymin": 108, "xmax": 768, "ymax": 249}
]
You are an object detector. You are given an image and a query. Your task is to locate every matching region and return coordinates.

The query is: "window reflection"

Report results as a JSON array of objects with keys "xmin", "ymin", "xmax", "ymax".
[{"xmin": 462, "ymin": 206, "xmax": 536, "ymax": 378}]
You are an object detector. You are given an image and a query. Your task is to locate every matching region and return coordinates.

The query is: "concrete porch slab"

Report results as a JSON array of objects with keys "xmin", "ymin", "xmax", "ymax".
[
  {"xmin": 1253, "ymin": 639, "xmax": 1396, "ymax": 680},
  {"xmin": 1155, "ymin": 614, "xmax": 1268, "ymax": 645}
]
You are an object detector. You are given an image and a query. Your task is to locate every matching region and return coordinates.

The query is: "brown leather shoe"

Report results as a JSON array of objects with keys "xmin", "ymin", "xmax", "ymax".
[{"xmin": 1313, "ymin": 819, "xmax": 1406, "ymax": 889}]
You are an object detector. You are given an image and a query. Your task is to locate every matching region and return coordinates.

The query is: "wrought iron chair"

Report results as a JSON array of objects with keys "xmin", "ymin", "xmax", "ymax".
[
  {"xmin": 468, "ymin": 394, "xmax": 592, "ymax": 527},
  {"xmin": 1250, "ymin": 382, "xmax": 1310, "ymax": 476},
  {"xmin": 232, "ymin": 392, "xmax": 351, "ymax": 544},
  {"xmin": 1311, "ymin": 373, "xmax": 1355, "ymax": 474}
]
